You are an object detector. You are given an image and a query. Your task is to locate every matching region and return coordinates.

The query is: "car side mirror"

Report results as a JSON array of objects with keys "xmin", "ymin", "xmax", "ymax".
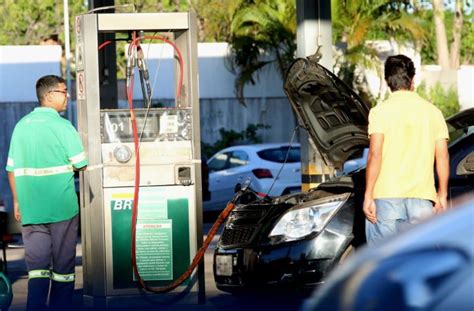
[{"xmin": 456, "ymin": 152, "xmax": 474, "ymax": 175}]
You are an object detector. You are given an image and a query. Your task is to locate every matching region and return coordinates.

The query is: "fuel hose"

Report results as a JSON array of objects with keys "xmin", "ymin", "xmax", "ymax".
[
  {"xmin": 136, "ymin": 199, "xmax": 238, "ymax": 293},
  {"xmin": 124, "ymin": 34, "xmax": 238, "ymax": 293}
]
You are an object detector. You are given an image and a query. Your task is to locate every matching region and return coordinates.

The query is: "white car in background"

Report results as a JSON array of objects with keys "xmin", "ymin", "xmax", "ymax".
[{"xmin": 203, "ymin": 143, "xmax": 301, "ymax": 212}]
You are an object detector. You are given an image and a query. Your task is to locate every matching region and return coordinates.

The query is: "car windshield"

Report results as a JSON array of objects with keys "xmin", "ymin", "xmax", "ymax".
[{"xmin": 257, "ymin": 146, "xmax": 300, "ymax": 163}]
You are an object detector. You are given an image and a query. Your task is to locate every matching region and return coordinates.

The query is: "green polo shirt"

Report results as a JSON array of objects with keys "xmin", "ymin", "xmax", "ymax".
[{"xmin": 6, "ymin": 107, "xmax": 88, "ymax": 225}]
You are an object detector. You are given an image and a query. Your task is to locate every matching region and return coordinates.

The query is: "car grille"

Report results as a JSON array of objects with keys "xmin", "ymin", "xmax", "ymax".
[
  {"xmin": 221, "ymin": 225, "xmax": 257, "ymax": 246},
  {"xmin": 219, "ymin": 203, "xmax": 270, "ymax": 247}
]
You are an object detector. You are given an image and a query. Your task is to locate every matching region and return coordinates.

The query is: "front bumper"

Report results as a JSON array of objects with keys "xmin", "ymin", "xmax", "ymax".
[{"xmin": 213, "ymin": 229, "xmax": 351, "ymax": 292}]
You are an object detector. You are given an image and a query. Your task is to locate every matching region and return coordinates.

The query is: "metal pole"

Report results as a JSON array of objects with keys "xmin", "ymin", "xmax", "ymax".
[
  {"xmin": 296, "ymin": 0, "xmax": 333, "ymax": 191},
  {"xmin": 63, "ymin": 0, "xmax": 73, "ymax": 122}
]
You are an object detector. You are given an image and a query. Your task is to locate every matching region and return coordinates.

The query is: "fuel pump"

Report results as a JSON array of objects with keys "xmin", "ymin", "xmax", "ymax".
[{"xmin": 75, "ymin": 12, "xmax": 204, "ymax": 308}]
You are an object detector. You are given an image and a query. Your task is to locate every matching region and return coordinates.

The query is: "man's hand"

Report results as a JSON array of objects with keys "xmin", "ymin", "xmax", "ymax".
[
  {"xmin": 434, "ymin": 194, "xmax": 448, "ymax": 214},
  {"xmin": 13, "ymin": 201, "xmax": 21, "ymax": 222},
  {"xmin": 363, "ymin": 197, "xmax": 377, "ymax": 224}
]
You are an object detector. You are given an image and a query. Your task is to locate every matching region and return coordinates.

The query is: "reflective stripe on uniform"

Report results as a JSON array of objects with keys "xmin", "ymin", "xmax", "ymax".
[
  {"xmin": 7, "ymin": 157, "xmax": 14, "ymax": 167},
  {"xmin": 51, "ymin": 272, "xmax": 75, "ymax": 282},
  {"xmin": 69, "ymin": 152, "xmax": 86, "ymax": 165},
  {"xmin": 14, "ymin": 165, "xmax": 73, "ymax": 177},
  {"xmin": 28, "ymin": 270, "xmax": 51, "ymax": 279}
]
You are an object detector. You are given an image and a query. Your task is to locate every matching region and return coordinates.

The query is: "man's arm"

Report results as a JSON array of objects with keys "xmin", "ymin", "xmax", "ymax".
[
  {"xmin": 363, "ymin": 133, "xmax": 384, "ymax": 224},
  {"xmin": 7, "ymin": 172, "xmax": 21, "ymax": 222},
  {"xmin": 434, "ymin": 138, "xmax": 449, "ymax": 212}
]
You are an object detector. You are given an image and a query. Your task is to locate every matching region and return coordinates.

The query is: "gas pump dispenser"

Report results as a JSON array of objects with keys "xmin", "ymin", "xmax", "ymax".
[{"xmin": 75, "ymin": 12, "xmax": 204, "ymax": 308}]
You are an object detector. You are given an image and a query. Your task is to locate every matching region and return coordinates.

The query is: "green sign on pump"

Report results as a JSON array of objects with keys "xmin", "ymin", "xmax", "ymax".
[
  {"xmin": 136, "ymin": 219, "xmax": 173, "ymax": 280},
  {"xmin": 109, "ymin": 186, "xmax": 191, "ymax": 289}
]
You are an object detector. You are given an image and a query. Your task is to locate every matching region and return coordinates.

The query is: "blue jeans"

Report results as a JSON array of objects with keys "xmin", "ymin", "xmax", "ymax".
[{"xmin": 365, "ymin": 198, "xmax": 434, "ymax": 246}]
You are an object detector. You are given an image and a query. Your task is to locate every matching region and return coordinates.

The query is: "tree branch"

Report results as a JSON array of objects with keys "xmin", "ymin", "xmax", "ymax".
[
  {"xmin": 433, "ymin": 0, "xmax": 451, "ymax": 69},
  {"xmin": 449, "ymin": 0, "xmax": 463, "ymax": 69}
]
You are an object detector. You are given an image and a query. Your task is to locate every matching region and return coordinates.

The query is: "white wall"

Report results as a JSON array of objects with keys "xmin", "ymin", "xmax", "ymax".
[
  {"xmin": 130, "ymin": 42, "xmax": 285, "ymax": 100},
  {"xmin": 0, "ymin": 45, "xmax": 62, "ymax": 102},
  {"xmin": 457, "ymin": 65, "xmax": 474, "ymax": 111}
]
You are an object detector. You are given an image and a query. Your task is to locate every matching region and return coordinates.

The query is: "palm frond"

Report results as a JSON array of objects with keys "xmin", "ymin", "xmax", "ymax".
[
  {"xmin": 228, "ymin": 0, "xmax": 296, "ymax": 106},
  {"xmin": 234, "ymin": 60, "xmax": 273, "ymax": 106}
]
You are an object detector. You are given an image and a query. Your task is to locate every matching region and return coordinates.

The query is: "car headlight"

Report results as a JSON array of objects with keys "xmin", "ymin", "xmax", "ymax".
[{"xmin": 269, "ymin": 193, "xmax": 350, "ymax": 243}]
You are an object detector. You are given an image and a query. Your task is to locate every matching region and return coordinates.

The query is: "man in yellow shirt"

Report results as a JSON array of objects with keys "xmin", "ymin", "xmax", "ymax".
[{"xmin": 363, "ymin": 54, "xmax": 450, "ymax": 246}]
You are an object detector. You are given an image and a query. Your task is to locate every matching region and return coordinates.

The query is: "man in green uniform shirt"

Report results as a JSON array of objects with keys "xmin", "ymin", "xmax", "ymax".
[{"xmin": 6, "ymin": 75, "xmax": 88, "ymax": 310}]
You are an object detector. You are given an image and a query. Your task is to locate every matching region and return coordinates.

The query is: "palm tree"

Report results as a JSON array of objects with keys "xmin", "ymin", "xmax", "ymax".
[
  {"xmin": 431, "ymin": 0, "xmax": 464, "ymax": 69},
  {"xmin": 228, "ymin": 1, "xmax": 427, "ymax": 106},
  {"xmin": 332, "ymin": 0, "xmax": 427, "ymax": 102},
  {"xmin": 227, "ymin": 0, "xmax": 296, "ymax": 106}
]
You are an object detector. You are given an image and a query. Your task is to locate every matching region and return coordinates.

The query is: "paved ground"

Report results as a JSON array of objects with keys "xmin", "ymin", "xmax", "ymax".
[{"xmin": 3, "ymin": 224, "xmax": 308, "ymax": 311}]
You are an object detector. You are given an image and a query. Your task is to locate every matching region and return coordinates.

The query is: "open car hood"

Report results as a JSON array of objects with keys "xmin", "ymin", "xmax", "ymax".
[
  {"xmin": 284, "ymin": 56, "xmax": 370, "ymax": 169},
  {"xmin": 446, "ymin": 108, "xmax": 474, "ymax": 131}
]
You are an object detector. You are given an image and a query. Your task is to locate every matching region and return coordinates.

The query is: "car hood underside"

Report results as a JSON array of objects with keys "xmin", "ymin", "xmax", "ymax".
[{"xmin": 284, "ymin": 56, "xmax": 370, "ymax": 169}]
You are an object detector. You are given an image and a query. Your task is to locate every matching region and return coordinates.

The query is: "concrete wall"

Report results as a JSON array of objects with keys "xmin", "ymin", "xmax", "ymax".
[
  {"xmin": 458, "ymin": 66, "xmax": 474, "ymax": 111},
  {"xmin": 420, "ymin": 64, "xmax": 474, "ymax": 111},
  {"xmin": 128, "ymin": 42, "xmax": 285, "ymax": 100},
  {"xmin": 0, "ymin": 45, "xmax": 62, "ymax": 102}
]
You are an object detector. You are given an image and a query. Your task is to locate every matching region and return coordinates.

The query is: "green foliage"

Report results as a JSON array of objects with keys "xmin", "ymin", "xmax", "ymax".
[
  {"xmin": 462, "ymin": 16, "xmax": 474, "ymax": 64},
  {"xmin": 0, "ymin": 0, "xmax": 86, "ymax": 46},
  {"xmin": 114, "ymin": 0, "xmax": 189, "ymax": 12},
  {"xmin": 416, "ymin": 81, "xmax": 460, "ymax": 117},
  {"xmin": 0, "ymin": 0, "xmax": 196, "ymax": 80},
  {"xmin": 417, "ymin": 8, "xmax": 474, "ymax": 64},
  {"xmin": 201, "ymin": 123, "xmax": 270, "ymax": 158},
  {"xmin": 331, "ymin": 0, "xmax": 426, "ymax": 105},
  {"xmin": 190, "ymin": 0, "xmax": 240, "ymax": 42},
  {"xmin": 227, "ymin": 0, "xmax": 296, "ymax": 105},
  {"xmin": 331, "ymin": 0, "xmax": 426, "ymax": 49}
]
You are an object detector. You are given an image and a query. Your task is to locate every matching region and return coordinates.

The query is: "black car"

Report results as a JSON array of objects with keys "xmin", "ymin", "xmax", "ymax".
[{"xmin": 213, "ymin": 55, "xmax": 474, "ymax": 293}]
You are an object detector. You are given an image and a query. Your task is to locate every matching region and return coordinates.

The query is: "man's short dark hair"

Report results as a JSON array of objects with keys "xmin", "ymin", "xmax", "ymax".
[
  {"xmin": 36, "ymin": 75, "xmax": 65, "ymax": 104},
  {"xmin": 384, "ymin": 55, "xmax": 416, "ymax": 92}
]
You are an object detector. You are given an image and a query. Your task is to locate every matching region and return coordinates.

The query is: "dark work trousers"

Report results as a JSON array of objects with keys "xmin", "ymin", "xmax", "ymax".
[{"xmin": 21, "ymin": 215, "xmax": 78, "ymax": 311}]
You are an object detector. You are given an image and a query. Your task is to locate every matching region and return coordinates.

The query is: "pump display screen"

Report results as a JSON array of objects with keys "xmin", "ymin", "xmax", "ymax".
[{"xmin": 101, "ymin": 108, "xmax": 192, "ymax": 143}]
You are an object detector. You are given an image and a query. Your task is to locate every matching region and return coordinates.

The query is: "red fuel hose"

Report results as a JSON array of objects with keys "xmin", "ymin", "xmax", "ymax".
[
  {"xmin": 98, "ymin": 40, "xmax": 112, "ymax": 50},
  {"xmin": 125, "ymin": 32, "xmax": 143, "ymax": 290},
  {"xmin": 125, "ymin": 34, "xmax": 233, "ymax": 293}
]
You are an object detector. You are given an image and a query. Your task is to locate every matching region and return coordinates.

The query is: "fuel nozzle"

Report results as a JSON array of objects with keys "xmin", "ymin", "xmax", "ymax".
[
  {"xmin": 126, "ymin": 56, "xmax": 132, "ymax": 88},
  {"xmin": 137, "ymin": 47, "xmax": 152, "ymax": 102},
  {"xmin": 126, "ymin": 45, "xmax": 137, "ymax": 88}
]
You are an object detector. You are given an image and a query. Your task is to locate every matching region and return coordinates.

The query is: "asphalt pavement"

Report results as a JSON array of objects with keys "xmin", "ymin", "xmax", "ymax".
[{"xmin": 3, "ymin": 223, "xmax": 307, "ymax": 311}]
